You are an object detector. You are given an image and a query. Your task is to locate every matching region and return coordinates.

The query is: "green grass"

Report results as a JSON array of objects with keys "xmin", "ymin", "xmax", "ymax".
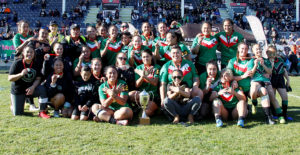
[{"xmin": 0, "ymin": 74, "xmax": 300, "ymax": 154}]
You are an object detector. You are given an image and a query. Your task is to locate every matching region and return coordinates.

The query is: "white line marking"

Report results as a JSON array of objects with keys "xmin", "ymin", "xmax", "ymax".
[{"xmin": 288, "ymin": 94, "xmax": 300, "ymax": 99}]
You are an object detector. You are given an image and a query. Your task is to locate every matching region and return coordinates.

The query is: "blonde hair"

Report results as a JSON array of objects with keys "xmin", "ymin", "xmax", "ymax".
[
  {"xmin": 220, "ymin": 68, "xmax": 233, "ymax": 81},
  {"xmin": 17, "ymin": 20, "xmax": 29, "ymax": 34}
]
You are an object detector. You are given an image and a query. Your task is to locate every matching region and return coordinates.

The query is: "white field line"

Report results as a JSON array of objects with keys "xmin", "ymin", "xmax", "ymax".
[{"xmin": 288, "ymin": 94, "xmax": 300, "ymax": 99}]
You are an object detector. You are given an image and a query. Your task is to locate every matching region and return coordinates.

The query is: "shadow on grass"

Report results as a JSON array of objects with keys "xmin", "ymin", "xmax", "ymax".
[{"xmin": 129, "ymin": 106, "xmax": 300, "ymax": 127}]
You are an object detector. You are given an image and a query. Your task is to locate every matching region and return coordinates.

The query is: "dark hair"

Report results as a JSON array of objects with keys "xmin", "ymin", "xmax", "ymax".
[
  {"xmin": 202, "ymin": 21, "xmax": 212, "ymax": 28},
  {"xmin": 81, "ymin": 65, "xmax": 91, "ymax": 72},
  {"xmin": 167, "ymin": 31, "xmax": 183, "ymax": 43},
  {"xmin": 17, "ymin": 20, "xmax": 30, "ymax": 33},
  {"xmin": 103, "ymin": 65, "xmax": 118, "ymax": 76},
  {"xmin": 171, "ymin": 44, "xmax": 181, "ymax": 52},
  {"xmin": 121, "ymin": 32, "xmax": 132, "ymax": 39},
  {"xmin": 96, "ymin": 23, "xmax": 107, "ymax": 30},
  {"xmin": 52, "ymin": 57, "xmax": 64, "ymax": 69},
  {"xmin": 87, "ymin": 25, "xmax": 96, "ymax": 31},
  {"xmin": 115, "ymin": 52, "xmax": 127, "ymax": 67},
  {"xmin": 141, "ymin": 49, "xmax": 156, "ymax": 66},
  {"xmin": 206, "ymin": 60, "xmax": 218, "ymax": 68},
  {"xmin": 222, "ymin": 18, "xmax": 234, "ymax": 26},
  {"xmin": 91, "ymin": 58, "xmax": 102, "ymax": 65}
]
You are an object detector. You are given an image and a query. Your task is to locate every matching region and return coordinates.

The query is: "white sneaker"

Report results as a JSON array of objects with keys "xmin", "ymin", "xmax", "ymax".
[{"xmin": 29, "ymin": 104, "xmax": 39, "ymax": 112}]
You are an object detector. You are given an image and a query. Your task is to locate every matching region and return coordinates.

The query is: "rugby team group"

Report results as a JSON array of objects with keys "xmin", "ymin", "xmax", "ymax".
[{"xmin": 8, "ymin": 18, "xmax": 291, "ymax": 127}]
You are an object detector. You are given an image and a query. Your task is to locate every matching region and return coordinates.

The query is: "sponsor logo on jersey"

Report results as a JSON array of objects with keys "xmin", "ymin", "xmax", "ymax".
[
  {"xmin": 201, "ymin": 38, "xmax": 218, "ymax": 49},
  {"xmin": 219, "ymin": 35, "xmax": 239, "ymax": 47},
  {"xmin": 220, "ymin": 92, "xmax": 234, "ymax": 102},
  {"xmin": 133, "ymin": 50, "xmax": 143, "ymax": 64},
  {"xmin": 167, "ymin": 63, "xmax": 191, "ymax": 76},
  {"xmin": 22, "ymin": 68, "xmax": 36, "ymax": 83},
  {"xmin": 107, "ymin": 41, "xmax": 122, "ymax": 52},
  {"xmin": 87, "ymin": 41, "xmax": 98, "ymax": 52},
  {"xmin": 20, "ymin": 37, "xmax": 27, "ymax": 44},
  {"xmin": 233, "ymin": 61, "xmax": 248, "ymax": 73}
]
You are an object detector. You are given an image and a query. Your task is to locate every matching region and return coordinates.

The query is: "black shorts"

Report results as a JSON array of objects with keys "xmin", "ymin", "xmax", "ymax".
[
  {"xmin": 195, "ymin": 63, "xmax": 207, "ymax": 75},
  {"xmin": 256, "ymin": 81, "xmax": 271, "ymax": 87},
  {"xmin": 271, "ymin": 74, "xmax": 286, "ymax": 89},
  {"xmin": 203, "ymin": 91, "xmax": 212, "ymax": 103},
  {"xmin": 225, "ymin": 107, "xmax": 235, "ymax": 121}
]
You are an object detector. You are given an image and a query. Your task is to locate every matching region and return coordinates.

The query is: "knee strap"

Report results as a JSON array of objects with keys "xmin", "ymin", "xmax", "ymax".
[{"xmin": 96, "ymin": 109, "xmax": 106, "ymax": 117}]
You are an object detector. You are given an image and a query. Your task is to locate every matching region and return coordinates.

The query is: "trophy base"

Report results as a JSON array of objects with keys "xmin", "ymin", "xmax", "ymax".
[{"xmin": 139, "ymin": 117, "xmax": 150, "ymax": 125}]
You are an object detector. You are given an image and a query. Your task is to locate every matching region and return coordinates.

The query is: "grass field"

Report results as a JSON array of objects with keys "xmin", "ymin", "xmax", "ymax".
[{"xmin": 0, "ymin": 74, "xmax": 300, "ymax": 154}]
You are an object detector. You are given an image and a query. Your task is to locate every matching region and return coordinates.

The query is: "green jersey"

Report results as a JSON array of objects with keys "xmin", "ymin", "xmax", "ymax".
[
  {"xmin": 272, "ymin": 57, "xmax": 286, "ymax": 75},
  {"xmin": 159, "ymin": 42, "xmax": 190, "ymax": 63},
  {"xmin": 121, "ymin": 45, "xmax": 130, "ymax": 54},
  {"xmin": 160, "ymin": 59, "xmax": 198, "ymax": 88},
  {"xmin": 191, "ymin": 36, "xmax": 218, "ymax": 65},
  {"xmin": 215, "ymin": 31, "xmax": 244, "ymax": 65},
  {"xmin": 86, "ymin": 37, "xmax": 102, "ymax": 59},
  {"xmin": 12, "ymin": 33, "xmax": 32, "ymax": 48},
  {"xmin": 100, "ymin": 37, "xmax": 122, "ymax": 66},
  {"xmin": 214, "ymin": 82, "xmax": 241, "ymax": 109},
  {"xmin": 154, "ymin": 36, "xmax": 168, "ymax": 47},
  {"xmin": 199, "ymin": 71, "xmax": 220, "ymax": 90},
  {"xmin": 73, "ymin": 58, "xmax": 92, "ymax": 81},
  {"xmin": 248, "ymin": 58, "xmax": 272, "ymax": 82},
  {"xmin": 98, "ymin": 80, "xmax": 130, "ymax": 111},
  {"xmin": 135, "ymin": 64, "xmax": 161, "ymax": 98},
  {"xmin": 227, "ymin": 57, "xmax": 251, "ymax": 92},
  {"xmin": 127, "ymin": 45, "xmax": 150, "ymax": 67},
  {"xmin": 141, "ymin": 34, "xmax": 154, "ymax": 49}
]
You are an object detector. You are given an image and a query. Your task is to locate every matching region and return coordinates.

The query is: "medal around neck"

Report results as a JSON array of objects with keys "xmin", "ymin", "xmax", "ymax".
[{"xmin": 139, "ymin": 90, "xmax": 150, "ymax": 125}]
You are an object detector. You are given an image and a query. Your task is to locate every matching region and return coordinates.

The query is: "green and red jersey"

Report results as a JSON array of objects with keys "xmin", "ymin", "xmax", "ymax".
[
  {"xmin": 160, "ymin": 59, "xmax": 198, "ymax": 88},
  {"xmin": 135, "ymin": 64, "xmax": 161, "ymax": 98},
  {"xmin": 12, "ymin": 33, "xmax": 32, "ymax": 48},
  {"xmin": 127, "ymin": 45, "xmax": 150, "ymax": 67},
  {"xmin": 86, "ymin": 37, "xmax": 102, "ymax": 59},
  {"xmin": 159, "ymin": 42, "xmax": 191, "ymax": 63},
  {"xmin": 215, "ymin": 31, "xmax": 244, "ymax": 65},
  {"xmin": 100, "ymin": 37, "xmax": 123, "ymax": 66},
  {"xmin": 154, "ymin": 36, "xmax": 168, "ymax": 47},
  {"xmin": 227, "ymin": 57, "xmax": 251, "ymax": 92},
  {"xmin": 214, "ymin": 82, "xmax": 241, "ymax": 109},
  {"xmin": 247, "ymin": 58, "xmax": 272, "ymax": 82},
  {"xmin": 141, "ymin": 34, "xmax": 154, "ymax": 49},
  {"xmin": 191, "ymin": 35, "xmax": 218, "ymax": 65},
  {"xmin": 199, "ymin": 71, "xmax": 220, "ymax": 90},
  {"xmin": 98, "ymin": 80, "xmax": 130, "ymax": 111}
]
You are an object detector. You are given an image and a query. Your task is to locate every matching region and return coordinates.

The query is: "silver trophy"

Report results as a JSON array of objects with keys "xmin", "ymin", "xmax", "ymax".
[{"xmin": 139, "ymin": 90, "xmax": 150, "ymax": 125}]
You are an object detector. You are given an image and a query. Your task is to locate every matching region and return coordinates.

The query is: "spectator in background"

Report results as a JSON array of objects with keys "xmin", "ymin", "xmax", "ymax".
[
  {"xmin": 12, "ymin": 11, "xmax": 18, "ymax": 23},
  {"xmin": 40, "ymin": 9, "xmax": 47, "ymax": 17},
  {"xmin": 288, "ymin": 51, "xmax": 299, "ymax": 75},
  {"xmin": 53, "ymin": 9, "xmax": 60, "ymax": 17},
  {"xmin": 1, "ymin": 0, "xmax": 7, "ymax": 6},
  {"xmin": 96, "ymin": 11, "xmax": 103, "ymax": 21},
  {"xmin": 35, "ymin": 20, "xmax": 41, "ymax": 28},
  {"xmin": 41, "ymin": 0, "xmax": 47, "ymax": 9}
]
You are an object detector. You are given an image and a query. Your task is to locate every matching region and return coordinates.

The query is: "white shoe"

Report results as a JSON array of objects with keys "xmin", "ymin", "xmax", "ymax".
[{"xmin": 29, "ymin": 104, "xmax": 39, "ymax": 112}]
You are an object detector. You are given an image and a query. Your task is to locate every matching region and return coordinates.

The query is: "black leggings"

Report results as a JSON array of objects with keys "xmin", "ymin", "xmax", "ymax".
[{"xmin": 10, "ymin": 85, "xmax": 48, "ymax": 116}]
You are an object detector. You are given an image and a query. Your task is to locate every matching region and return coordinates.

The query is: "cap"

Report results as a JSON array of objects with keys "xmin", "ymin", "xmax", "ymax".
[
  {"xmin": 70, "ymin": 24, "xmax": 80, "ymax": 29},
  {"xmin": 49, "ymin": 20, "xmax": 58, "ymax": 26}
]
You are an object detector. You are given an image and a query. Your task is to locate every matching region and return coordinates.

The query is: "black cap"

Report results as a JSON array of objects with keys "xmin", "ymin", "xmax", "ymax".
[
  {"xmin": 49, "ymin": 20, "xmax": 58, "ymax": 26},
  {"xmin": 70, "ymin": 24, "xmax": 80, "ymax": 29}
]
